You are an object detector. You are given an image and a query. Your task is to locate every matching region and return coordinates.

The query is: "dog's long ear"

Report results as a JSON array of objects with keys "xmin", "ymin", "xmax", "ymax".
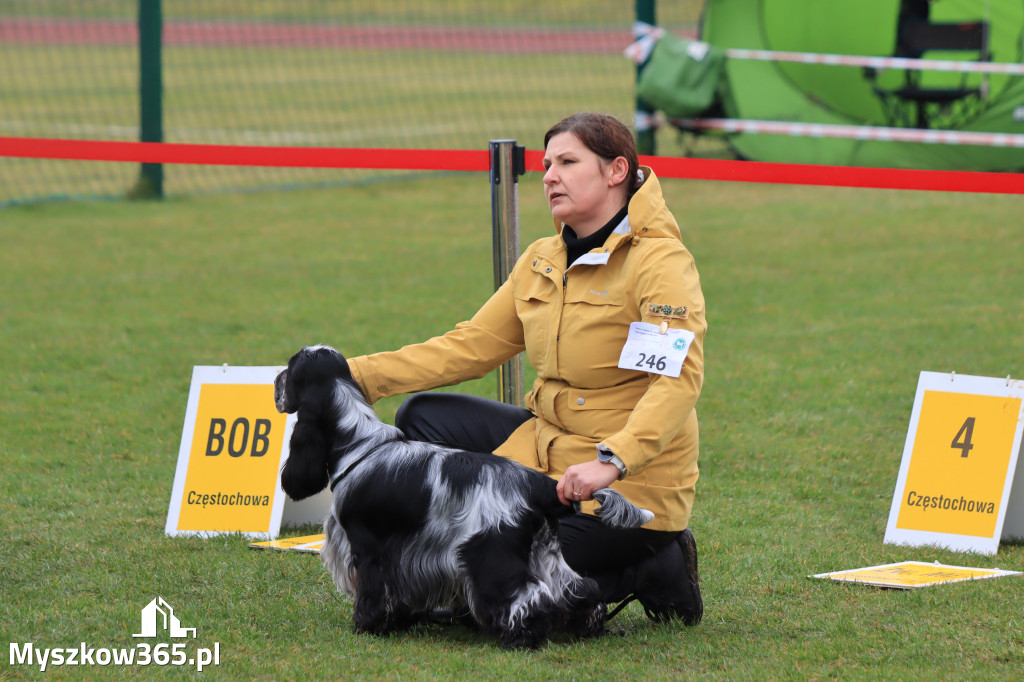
[{"xmin": 280, "ymin": 415, "xmax": 330, "ymax": 500}]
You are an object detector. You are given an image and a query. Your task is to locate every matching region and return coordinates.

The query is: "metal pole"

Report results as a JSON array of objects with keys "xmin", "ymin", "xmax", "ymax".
[
  {"xmin": 133, "ymin": 0, "xmax": 163, "ymax": 198},
  {"xmin": 635, "ymin": 0, "xmax": 657, "ymax": 156},
  {"xmin": 489, "ymin": 140, "xmax": 525, "ymax": 407}
]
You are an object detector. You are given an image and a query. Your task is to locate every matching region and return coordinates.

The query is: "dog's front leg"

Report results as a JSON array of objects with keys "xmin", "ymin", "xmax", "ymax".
[
  {"xmin": 351, "ymin": 557, "xmax": 417, "ymax": 636},
  {"xmin": 351, "ymin": 559, "xmax": 392, "ymax": 635}
]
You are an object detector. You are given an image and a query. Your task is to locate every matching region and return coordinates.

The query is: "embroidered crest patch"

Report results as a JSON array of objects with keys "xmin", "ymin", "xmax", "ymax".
[{"xmin": 648, "ymin": 303, "xmax": 689, "ymax": 319}]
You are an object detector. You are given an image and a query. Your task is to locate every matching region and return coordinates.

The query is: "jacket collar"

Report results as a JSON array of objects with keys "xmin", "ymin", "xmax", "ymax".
[{"xmin": 548, "ymin": 166, "xmax": 680, "ymax": 245}]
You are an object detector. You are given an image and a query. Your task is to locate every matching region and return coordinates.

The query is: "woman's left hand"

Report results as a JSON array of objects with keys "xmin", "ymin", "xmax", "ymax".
[{"xmin": 556, "ymin": 459, "xmax": 621, "ymax": 505}]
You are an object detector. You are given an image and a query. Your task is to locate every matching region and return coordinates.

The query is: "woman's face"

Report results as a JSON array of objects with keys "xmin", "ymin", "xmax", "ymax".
[{"xmin": 542, "ymin": 132, "xmax": 627, "ymax": 237}]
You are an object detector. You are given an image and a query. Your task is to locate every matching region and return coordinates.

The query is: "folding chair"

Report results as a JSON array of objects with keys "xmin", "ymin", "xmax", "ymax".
[{"xmin": 867, "ymin": 3, "xmax": 990, "ymax": 128}]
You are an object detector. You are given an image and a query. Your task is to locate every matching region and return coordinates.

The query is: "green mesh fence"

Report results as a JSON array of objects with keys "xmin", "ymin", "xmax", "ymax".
[{"xmin": 0, "ymin": 1, "xmax": 702, "ymax": 205}]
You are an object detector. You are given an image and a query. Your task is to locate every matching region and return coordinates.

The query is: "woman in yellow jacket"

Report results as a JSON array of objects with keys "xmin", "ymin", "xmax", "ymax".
[{"xmin": 347, "ymin": 113, "xmax": 705, "ymax": 625}]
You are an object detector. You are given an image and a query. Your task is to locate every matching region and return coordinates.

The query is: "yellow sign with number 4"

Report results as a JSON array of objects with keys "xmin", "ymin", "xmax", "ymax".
[{"xmin": 885, "ymin": 372, "xmax": 1024, "ymax": 555}]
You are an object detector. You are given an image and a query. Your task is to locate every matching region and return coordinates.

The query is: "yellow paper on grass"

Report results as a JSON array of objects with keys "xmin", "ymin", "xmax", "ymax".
[
  {"xmin": 812, "ymin": 561, "xmax": 1021, "ymax": 589},
  {"xmin": 249, "ymin": 534, "xmax": 325, "ymax": 553}
]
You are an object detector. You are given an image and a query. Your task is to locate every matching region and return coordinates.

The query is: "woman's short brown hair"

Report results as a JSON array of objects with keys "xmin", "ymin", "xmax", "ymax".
[{"xmin": 544, "ymin": 113, "xmax": 642, "ymax": 197}]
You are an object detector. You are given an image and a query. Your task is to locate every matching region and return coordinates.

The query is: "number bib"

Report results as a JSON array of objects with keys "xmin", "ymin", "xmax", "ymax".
[{"xmin": 617, "ymin": 321, "xmax": 694, "ymax": 378}]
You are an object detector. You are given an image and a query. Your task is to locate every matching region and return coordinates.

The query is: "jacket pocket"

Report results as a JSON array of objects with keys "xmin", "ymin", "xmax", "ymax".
[
  {"xmin": 562, "ymin": 385, "xmax": 642, "ymax": 438},
  {"xmin": 513, "ymin": 264, "xmax": 560, "ymax": 372},
  {"xmin": 566, "ymin": 383, "xmax": 646, "ymax": 412},
  {"xmin": 514, "ymin": 259, "xmax": 560, "ymax": 304}
]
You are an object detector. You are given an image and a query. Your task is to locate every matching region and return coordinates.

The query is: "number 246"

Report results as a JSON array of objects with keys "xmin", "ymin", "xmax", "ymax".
[{"xmin": 635, "ymin": 353, "xmax": 667, "ymax": 372}]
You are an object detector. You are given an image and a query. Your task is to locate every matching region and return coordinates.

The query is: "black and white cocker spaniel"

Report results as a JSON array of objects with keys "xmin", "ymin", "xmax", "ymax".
[{"xmin": 274, "ymin": 345, "xmax": 654, "ymax": 650}]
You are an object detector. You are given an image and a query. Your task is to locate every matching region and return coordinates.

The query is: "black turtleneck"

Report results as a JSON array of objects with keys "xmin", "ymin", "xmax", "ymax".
[{"xmin": 561, "ymin": 205, "xmax": 629, "ymax": 268}]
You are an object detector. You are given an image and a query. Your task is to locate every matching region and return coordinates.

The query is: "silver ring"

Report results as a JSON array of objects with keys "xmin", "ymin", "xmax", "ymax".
[{"xmin": 572, "ymin": 491, "xmax": 582, "ymax": 498}]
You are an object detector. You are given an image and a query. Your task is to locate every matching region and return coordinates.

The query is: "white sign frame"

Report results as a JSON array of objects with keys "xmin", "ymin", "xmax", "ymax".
[
  {"xmin": 884, "ymin": 371, "xmax": 1024, "ymax": 554},
  {"xmin": 165, "ymin": 365, "xmax": 331, "ymax": 539}
]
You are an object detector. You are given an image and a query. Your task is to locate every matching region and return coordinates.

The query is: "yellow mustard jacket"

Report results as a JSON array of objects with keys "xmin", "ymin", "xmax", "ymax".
[{"xmin": 348, "ymin": 168, "xmax": 706, "ymax": 531}]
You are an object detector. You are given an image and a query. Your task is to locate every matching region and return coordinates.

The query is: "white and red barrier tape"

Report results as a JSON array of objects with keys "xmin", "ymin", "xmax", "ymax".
[
  {"xmin": 628, "ymin": 23, "xmax": 1024, "ymax": 75},
  {"xmin": 724, "ymin": 48, "xmax": 1024, "ymax": 76},
  {"xmin": 671, "ymin": 118, "xmax": 1024, "ymax": 148}
]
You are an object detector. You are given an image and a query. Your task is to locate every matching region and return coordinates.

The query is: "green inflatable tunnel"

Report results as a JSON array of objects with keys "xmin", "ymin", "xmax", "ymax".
[{"xmin": 694, "ymin": 0, "xmax": 1024, "ymax": 170}]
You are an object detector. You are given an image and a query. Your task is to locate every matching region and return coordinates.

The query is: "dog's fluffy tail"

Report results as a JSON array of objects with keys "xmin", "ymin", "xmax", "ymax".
[{"xmin": 591, "ymin": 488, "xmax": 655, "ymax": 528}]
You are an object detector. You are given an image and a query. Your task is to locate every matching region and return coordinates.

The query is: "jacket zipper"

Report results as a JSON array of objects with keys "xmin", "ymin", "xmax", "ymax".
[{"xmin": 557, "ymin": 270, "xmax": 568, "ymax": 343}]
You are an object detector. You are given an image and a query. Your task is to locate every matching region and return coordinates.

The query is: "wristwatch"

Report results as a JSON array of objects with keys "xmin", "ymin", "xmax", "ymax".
[{"xmin": 597, "ymin": 448, "xmax": 627, "ymax": 479}]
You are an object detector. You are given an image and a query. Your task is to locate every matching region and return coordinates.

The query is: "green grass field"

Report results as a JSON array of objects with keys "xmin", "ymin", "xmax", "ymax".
[{"xmin": 2, "ymin": 173, "xmax": 1023, "ymax": 679}]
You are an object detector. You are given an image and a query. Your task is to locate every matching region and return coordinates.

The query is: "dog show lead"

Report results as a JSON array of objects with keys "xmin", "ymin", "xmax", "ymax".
[{"xmin": 346, "ymin": 112, "xmax": 705, "ymax": 625}]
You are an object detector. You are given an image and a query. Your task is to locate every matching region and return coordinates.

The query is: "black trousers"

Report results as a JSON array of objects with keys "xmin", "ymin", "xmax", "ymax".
[{"xmin": 395, "ymin": 392, "xmax": 680, "ymax": 591}]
